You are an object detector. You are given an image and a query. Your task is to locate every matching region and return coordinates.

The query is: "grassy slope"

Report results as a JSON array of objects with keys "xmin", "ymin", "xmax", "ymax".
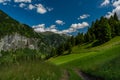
[
  {"xmin": 0, "ymin": 61, "xmax": 61, "ymax": 80},
  {"xmin": 49, "ymin": 36, "xmax": 120, "ymax": 80}
]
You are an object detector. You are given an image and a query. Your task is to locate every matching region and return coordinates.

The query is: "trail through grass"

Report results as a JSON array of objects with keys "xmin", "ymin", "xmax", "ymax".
[{"xmin": 49, "ymin": 36, "xmax": 120, "ymax": 80}]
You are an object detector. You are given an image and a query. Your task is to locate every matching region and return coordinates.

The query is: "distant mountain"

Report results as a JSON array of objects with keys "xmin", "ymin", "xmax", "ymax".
[{"xmin": 0, "ymin": 10, "xmax": 68, "ymax": 54}]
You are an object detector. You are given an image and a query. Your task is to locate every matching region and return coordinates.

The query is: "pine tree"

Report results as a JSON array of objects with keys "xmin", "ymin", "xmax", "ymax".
[
  {"xmin": 70, "ymin": 36, "xmax": 75, "ymax": 46},
  {"xmin": 114, "ymin": 13, "xmax": 119, "ymax": 21},
  {"xmin": 67, "ymin": 42, "xmax": 72, "ymax": 54},
  {"xmin": 98, "ymin": 19, "xmax": 111, "ymax": 43},
  {"xmin": 115, "ymin": 22, "xmax": 120, "ymax": 36},
  {"xmin": 56, "ymin": 43, "xmax": 65, "ymax": 56}
]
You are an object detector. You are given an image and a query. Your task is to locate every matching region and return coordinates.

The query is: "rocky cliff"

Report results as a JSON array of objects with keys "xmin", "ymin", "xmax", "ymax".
[{"xmin": 0, "ymin": 33, "xmax": 39, "ymax": 51}]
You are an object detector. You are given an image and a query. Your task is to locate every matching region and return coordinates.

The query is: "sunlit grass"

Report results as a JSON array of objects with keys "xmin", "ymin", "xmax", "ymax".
[{"xmin": 49, "ymin": 36, "xmax": 120, "ymax": 80}]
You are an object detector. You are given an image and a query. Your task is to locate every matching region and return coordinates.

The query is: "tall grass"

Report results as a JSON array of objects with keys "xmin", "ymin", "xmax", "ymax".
[{"xmin": 0, "ymin": 61, "xmax": 61, "ymax": 80}]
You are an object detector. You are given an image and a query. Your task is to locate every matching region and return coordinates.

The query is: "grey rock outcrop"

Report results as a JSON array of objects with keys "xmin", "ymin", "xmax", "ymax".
[{"xmin": 0, "ymin": 33, "xmax": 39, "ymax": 51}]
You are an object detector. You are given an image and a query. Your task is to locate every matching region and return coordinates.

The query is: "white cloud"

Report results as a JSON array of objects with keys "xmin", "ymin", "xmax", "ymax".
[
  {"xmin": 55, "ymin": 20, "xmax": 65, "ymax": 25},
  {"xmin": 61, "ymin": 22, "xmax": 89, "ymax": 34},
  {"xmin": 70, "ymin": 22, "xmax": 89, "ymax": 29},
  {"xmin": 36, "ymin": 4, "xmax": 47, "ymax": 14},
  {"xmin": 101, "ymin": 0, "xmax": 110, "ymax": 6},
  {"xmin": 113, "ymin": 0, "xmax": 120, "ymax": 7},
  {"xmin": 0, "ymin": 0, "xmax": 10, "ymax": 3},
  {"xmin": 78, "ymin": 14, "xmax": 90, "ymax": 20},
  {"xmin": 33, "ymin": 22, "xmax": 89, "ymax": 34},
  {"xmin": 33, "ymin": 24, "xmax": 46, "ymax": 32},
  {"xmin": 49, "ymin": 25, "xmax": 56, "ymax": 29},
  {"xmin": 19, "ymin": 3, "xmax": 26, "ymax": 8},
  {"xmin": 0, "ymin": 0, "xmax": 53, "ymax": 14},
  {"xmin": 0, "ymin": 0, "xmax": 4, "ymax": 3},
  {"xmin": 28, "ymin": 4, "xmax": 35, "ymax": 10},
  {"xmin": 28, "ymin": 4, "xmax": 53, "ymax": 14},
  {"xmin": 14, "ymin": 0, "xmax": 31, "ymax": 3},
  {"xmin": 33, "ymin": 24, "xmax": 59, "ymax": 33},
  {"xmin": 61, "ymin": 28, "xmax": 76, "ymax": 34},
  {"xmin": 105, "ymin": 0, "xmax": 120, "ymax": 19}
]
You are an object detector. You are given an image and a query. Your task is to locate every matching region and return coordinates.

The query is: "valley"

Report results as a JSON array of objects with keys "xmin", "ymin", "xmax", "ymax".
[{"xmin": 0, "ymin": 6, "xmax": 120, "ymax": 80}]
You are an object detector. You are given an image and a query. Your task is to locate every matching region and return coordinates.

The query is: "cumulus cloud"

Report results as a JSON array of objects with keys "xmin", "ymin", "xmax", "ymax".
[
  {"xmin": 113, "ymin": 0, "xmax": 120, "ymax": 7},
  {"xmin": 105, "ymin": 0, "xmax": 120, "ymax": 19},
  {"xmin": 60, "ymin": 22, "xmax": 89, "ymax": 34},
  {"xmin": 101, "ymin": 0, "xmax": 110, "ymax": 6},
  {"xmin": 61, "ymin": 28, "xmax": 76, "ymax": 34},
  {"xmin": 36, "ymin": 4, "xmax": 47, "ymax": 14},
  {"xmin": 33, "ymin": 22, "xmax": 89, "ymax": 34},
  {"xmin": 0, "ymin": 0, "xmax": 4, "ymax": 3},
  {"xmin": 33, "ymin": 24, "xmax": 58, "ymax": 33},
  {"xmin": 55, "ymin": 20, "xmax": 65, "ymax": 25},
  {"xmin": 19, "ymin": 3, "xmax": 26, "ymax": 8},
  {"xmin": 0, "ymin": 0, "xmax": 10, "ymax": 3},
  {"xmin": 78, "ymin": 14, "xmax": 90, "ymax": 20},
  {"xmin": 49, "ymin": 25, "xmax": 56, "ymax": 29},
  {"xmin": 0, "ymin": 0, "xmax": 53, "ymax": 14},
  {"xmin": 14, "ymin": 0, "xmax": 31, "ymax": 3},
  {"xmin": 28, "ymin": 4, "xmax": 53, "ymax": 14},
  {"xmin": 33, "ymin": 24, "xmax": 46, "ymax": 32},
  {"xmin": 28, "ymin": 4, "xmax": 35, "ymax": 10},
  {"xmin": 70, "ymin": 22, "xmax": 89, "ymax": 29}
]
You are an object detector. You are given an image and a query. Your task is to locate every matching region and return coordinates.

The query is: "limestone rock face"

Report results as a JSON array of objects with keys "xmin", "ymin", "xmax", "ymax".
[{"xmin": 0, "ymin": 33, "xmax": 39, "ymax": 51}]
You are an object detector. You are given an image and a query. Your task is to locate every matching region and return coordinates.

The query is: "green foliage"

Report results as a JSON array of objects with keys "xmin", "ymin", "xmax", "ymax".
[
  {"xmin": 67, "ymin": 42, "xmax": 72, "ymax": 54},
  {"xmin": 70, "ymin": 36, "xmax": 76, "ymax": 46},
  {"xmin": 75, "ymin": 33, "xmax": 84, "ymax": 45},
  {"xmin": 0, "ymin": 48, "xmax": 51, "ymax": 64},
  {"xmin": 0, "ymin": 10, "xmax": 41, "ymax": 39},
  {"xmin": 57, "ymin": 43, "xmax": 65, "ymax": 56}
]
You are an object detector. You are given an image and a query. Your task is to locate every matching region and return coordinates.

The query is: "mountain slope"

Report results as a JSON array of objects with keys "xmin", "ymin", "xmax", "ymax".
[
  {"xmin": 49, "ymin": 36, "xmax": 120, "ymax": 80},
  {"xmin": 0, "ymin": 10, "xmax": 67, "ymax": 59}
]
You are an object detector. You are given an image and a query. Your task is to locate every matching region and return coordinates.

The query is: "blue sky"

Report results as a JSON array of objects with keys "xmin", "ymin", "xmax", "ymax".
[{"xmin": 0, "ymin": 0, "xmax": 120, "ymax": 35}]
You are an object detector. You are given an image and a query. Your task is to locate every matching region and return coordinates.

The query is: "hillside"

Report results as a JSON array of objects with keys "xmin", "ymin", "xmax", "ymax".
[
  {"xmin": 49, "ymin": 36, "xmax": 120, "ymax": 80},
  {"xmin": 0, "ymin": 10, "xmax": 67, "ymax": 59}
]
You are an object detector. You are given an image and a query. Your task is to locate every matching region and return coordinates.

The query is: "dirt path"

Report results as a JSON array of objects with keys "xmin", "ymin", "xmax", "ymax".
[
  {"xmin": 74, "ymin": 69, "xmax": 104, "ymax": 80},
  {"xmin": 60, "ymin": 69, "xmax": 104, "ymax": 80},
  {"xmin": 60, "ymin": 70, "xmax": 70, "ymax": 80}
]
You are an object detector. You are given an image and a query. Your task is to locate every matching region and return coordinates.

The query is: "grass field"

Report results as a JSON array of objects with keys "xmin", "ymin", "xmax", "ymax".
[
  {"xmin": 0, "ymin": 61, "xmax": 61, "ymax": 80},
  {"xmin": 49, "ymin": 36, "xmax": 120, "ymax": 80}
]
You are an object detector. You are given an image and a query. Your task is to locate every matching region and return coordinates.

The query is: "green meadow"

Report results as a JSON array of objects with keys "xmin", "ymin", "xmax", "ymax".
[
  {"xmin": 49, "ymin": 36, "xmax": 120, "ymax": 80},
  {"xmin": 0, "ymin": 36, "xmax": 120, "ymax": 80}
]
